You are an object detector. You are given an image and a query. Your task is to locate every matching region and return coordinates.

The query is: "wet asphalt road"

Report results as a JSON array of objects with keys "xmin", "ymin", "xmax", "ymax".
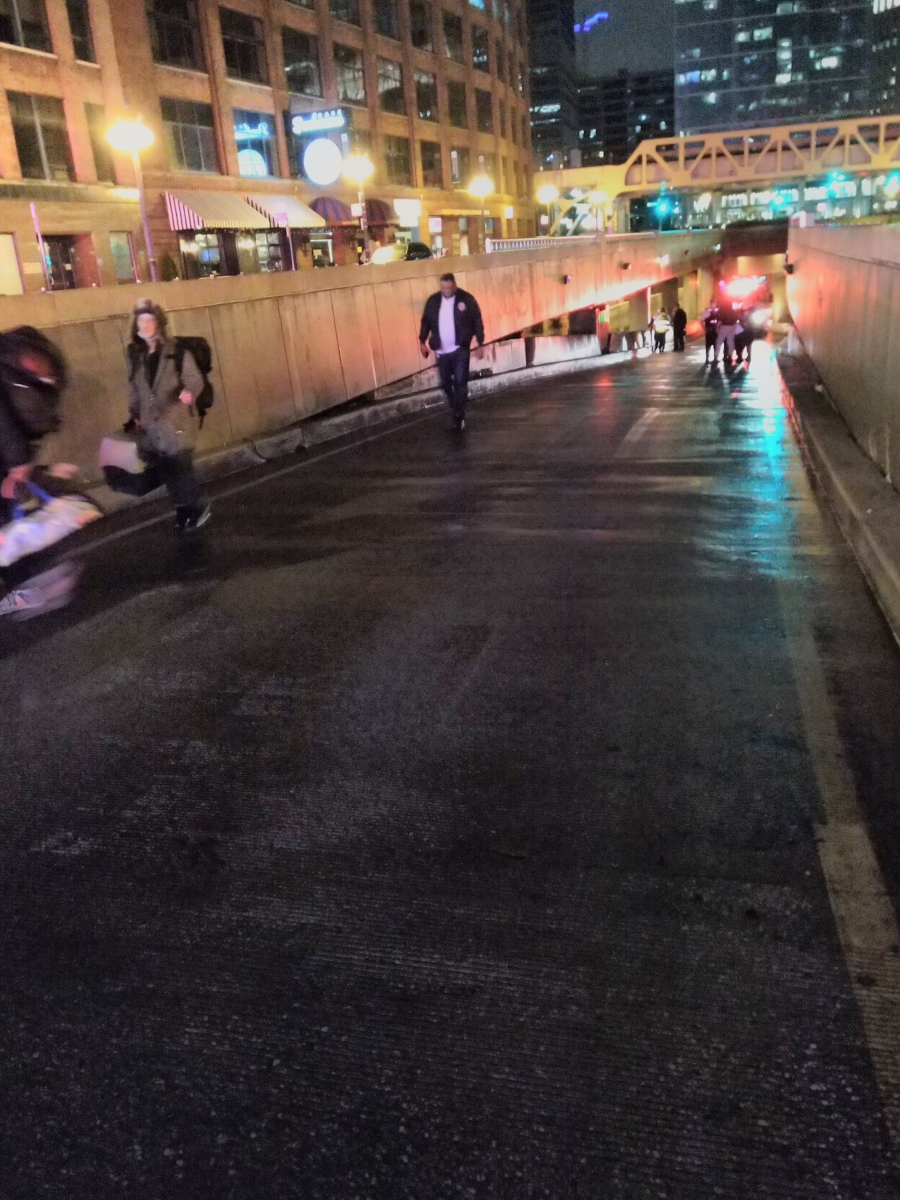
[{"xmin": 2, "ymin": 341, "xmax": 900, "ymax": 1199}]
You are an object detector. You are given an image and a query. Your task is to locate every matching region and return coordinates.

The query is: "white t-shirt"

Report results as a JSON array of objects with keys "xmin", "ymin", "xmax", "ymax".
[{"xmin": 437, "ymin": 294, "xmax": 459, "ymax": 355}]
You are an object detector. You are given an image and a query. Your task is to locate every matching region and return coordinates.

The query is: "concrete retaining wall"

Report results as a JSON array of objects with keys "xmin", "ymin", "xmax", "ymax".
[
  {"xmin": 786, "ymin": 224, "xmax": 900, "ymax": 487},
  {"xmin": 0, "ymin": 231, "xmax": 718, "ymax": 480}
]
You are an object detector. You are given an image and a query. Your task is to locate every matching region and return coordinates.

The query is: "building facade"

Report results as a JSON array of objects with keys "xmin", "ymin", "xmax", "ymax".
[
  {"xmin": 578, "ymin": 70, "xmax": 674, "ymax": 168},
  {"xmin": 674, "ymin": 0, "xmax": 872, "ymax": 135},
  {"xmin": 0, "ymin": 0, "xmax": 534, "ymax": 293},
  {"xmin": 526, "ymin": 0, "xmax": 577, "ymax": 168},
  {"xmin": 873, "ymin": 0, "xmax": 900, "ymax": 113}
]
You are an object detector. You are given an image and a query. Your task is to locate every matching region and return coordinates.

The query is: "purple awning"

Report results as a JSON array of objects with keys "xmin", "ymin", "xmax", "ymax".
[{"xmin": 310, "ymin": 196, "xmax": 354, "ymax": 224}]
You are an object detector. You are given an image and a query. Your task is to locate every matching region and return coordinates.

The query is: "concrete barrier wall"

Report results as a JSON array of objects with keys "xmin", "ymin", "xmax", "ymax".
[
  {"xmin": 0, "ymin": 231, "xmax": 718, "ymax": 478},
  {"xmin": 787, "ymin": 225, "xmax": 900, "ymax": 486}
]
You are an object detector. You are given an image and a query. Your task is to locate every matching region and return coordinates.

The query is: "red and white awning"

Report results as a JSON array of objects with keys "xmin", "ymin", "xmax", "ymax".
[
  {"xmin": 245, "ymin": 194, "xmax": 326, "ymax": 229},
  {"xmin": 165, "ymin": 190, "xmax": 265, "ymax": 231}
]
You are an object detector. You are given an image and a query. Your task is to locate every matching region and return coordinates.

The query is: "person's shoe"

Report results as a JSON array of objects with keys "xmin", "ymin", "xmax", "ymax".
[
  {"xmin": 0, "ymin": 588, "xmax": 42, "ymax": 618},
  {"xmin": 183, "ymin": 504, "xmax": 211, "ymax": 533}
]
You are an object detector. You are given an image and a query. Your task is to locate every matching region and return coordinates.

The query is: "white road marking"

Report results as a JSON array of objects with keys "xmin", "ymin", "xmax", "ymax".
[
  {"xmin": 615, "ymin": 407, "xmax": 662, "ymax": 458},
  {"xmin": 778, "ymin": 578, "xmax": 900, "ymax": 1149}
]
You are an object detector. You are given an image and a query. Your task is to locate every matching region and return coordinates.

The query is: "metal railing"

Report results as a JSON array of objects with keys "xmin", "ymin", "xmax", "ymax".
[{"xmin": 486, "ymin": 235, "xmax": 601, "ymax": 253}]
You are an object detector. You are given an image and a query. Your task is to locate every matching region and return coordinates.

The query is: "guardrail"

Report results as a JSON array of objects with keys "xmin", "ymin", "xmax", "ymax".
[{"xmin": 486, "ymin": 235, "xmax": 601, "ymax": 253}]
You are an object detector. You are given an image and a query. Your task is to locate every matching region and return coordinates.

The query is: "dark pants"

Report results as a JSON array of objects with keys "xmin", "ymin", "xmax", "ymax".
[
  {"xmin": 673, "ymin": 326, "xmax": 686, "ymax": 351},
  {"xmin": 653, "ymin": 333, "xmax": 666, "ymax": 352},
  {"xmin": 147, "ymin": 451, "xmax": 204, "ymax": 522},
  {"xmin": 705, "ymin": 330, "xmax": 717, "ymax": 361},
  {"xmin": 437, "ymin": 348, "xmax": 471, "ymax": 420}
]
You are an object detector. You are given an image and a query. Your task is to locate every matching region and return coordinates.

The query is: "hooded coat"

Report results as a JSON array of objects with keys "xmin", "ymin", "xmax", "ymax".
[{"xmin": 127, "ymin": 302, "xmax": 203, "ymax": 457}]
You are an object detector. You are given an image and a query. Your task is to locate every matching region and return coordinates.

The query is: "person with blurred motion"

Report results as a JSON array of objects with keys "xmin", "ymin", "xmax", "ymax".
[
  {"xmin": 0, "ymin": 326, "xmax": 81, "ymax": 619},
  {"xmin": 715, "ymin": 297, "xmax": 741, "ymax": 367},
  {"xmin": 672, "ymin": 305, "xmax": 688, "ymax": 352},
  {"xmin": 651, "ymin": 308, "xmax": 671, "ymax": 353},
  {"xmin": 419, "ymin": 273, "xmax": 485, "ymax": 430},
  {"xmin": 701, "ymin": 304, "xmax": 720, "ymax": 364},
  {"xmin": 126, "ymin": 299, "xmax": 210, "ymax": 533}
]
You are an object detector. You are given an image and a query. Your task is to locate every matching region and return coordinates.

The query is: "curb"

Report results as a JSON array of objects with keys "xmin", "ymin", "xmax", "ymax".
[
  {"xmin": 86, "ymin": 345, "xmax": 637, "ymax": 515},
  {"xmin": 778, "ymin": 347, "xmax": 900, "ymax": 646}
]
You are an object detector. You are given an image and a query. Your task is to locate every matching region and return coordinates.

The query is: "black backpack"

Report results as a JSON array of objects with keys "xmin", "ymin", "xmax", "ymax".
[{"xmin": 174, "ymin": 336, "xmax": 214, "ymax": 427}]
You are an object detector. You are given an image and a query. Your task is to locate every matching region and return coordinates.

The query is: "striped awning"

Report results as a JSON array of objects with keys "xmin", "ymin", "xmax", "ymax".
[
  {"xmin": 310, "ymin": 196, "xmax": 354, "ymax": 224},
  {"xmin": 165, "ymin": 190, "xmax": 265, "ymax": 231},
  {"xmin": 246, "ymin": 194, "xmax": 326, "ymax": 229},
  {"xmin": 365, "ymin": 198, "xmax": 394, "ymax": 224}
]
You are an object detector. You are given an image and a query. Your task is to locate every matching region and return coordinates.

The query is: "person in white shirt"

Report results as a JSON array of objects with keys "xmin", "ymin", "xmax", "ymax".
[{"xmin": 419, "ymin": 273, "xmax": 486, "ymax": 430}]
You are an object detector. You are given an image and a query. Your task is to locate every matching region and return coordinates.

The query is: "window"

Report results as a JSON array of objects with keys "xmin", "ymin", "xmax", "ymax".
[
  {"xmin": 447, "ymin": 78, "xmax": 467, "ymax": 127},
  {"xmin": 109, "ymin": 233, "xmax": 136, "ymax": 284},
  {"xmin": 283, "ymin": 27, "xmax": 322, "ymax": 95},
  {"xmin": 468, "ymin": 0, "xmax": 485, "ymax": 8},
  {"xmin": 450, "ymin": 145, "xmax": 469, "ymax": 183},
  {"xmin": 495, "ymin": 41, "xmax": 504, "ymax": 81},
  {"xmin": 415, "ymin": 69, "xmax": 438, "ymax": 120},
  {"xmin": 475, "ymin": 87, "xmax": 493, "ymax": 132},
  {"xmin": 498, "ymin": 99, "xmax": 506, "ymax": 138},
  {"xmin": 335, "ymin": 43, "xmax": 366, "ymax": 103},
  {"xmin": 421, "ymin": 139, "xmax": 442, "ymax": 186},
  {"xmin": 329, "ymin": 0, "xmax": 360, "ymax": 25},
  {"xmin": 220, "ymin": 7, "xmax": 268, "ymax": 82},
  {"xmin": 8, "ymin": 92, "xmax": 74, "ymax": 181},
  {"xmin": 472, "ymin": 25, "xmax": 489, "ymax": 71},
  {"xmin": 0, "ymin": 0, "xmax": 50, "ymax": 51},
  {"xmin": 66, "ymin": 0, "xmax": 94, "ymax": 60},
  {"xmin": 384, "ymin": 134, "xmax": 411, "ymax": 184},
  {"xmin": 85, "ymin": 103, "xmax": 115, "ymax": 181},
  {"xmin": 520, "ymin": 112, "xmax": 526, "ymax": 144},
  {"xmin": 443, "ymin": 11, "xmax": 463, "ymax": 61},
  {"xmin": 374, "ymin": 0, "xmax": 399, "ymax": 38},
  {"xmin": 510, "ymin": 108, "xmax": 517, "ymax": 143},
  {"xmin": 508, "ymin": 55, "xmax": 516, "ymax": 91},
  {"xmin": 285, "ymin": 0, "xmax": 313, "ymax": 7},
  {"xmin": 410, "ymin": 0, "xmax": 432, "ymax": 49},
  {"xmin": 147, "ymin": 0, "xmax": 204, "ymax": 69},
  {"xmin": 160, "ymin": 96, "xmax": 219, "ymax": 172},
  {"xmin": 234, "ymin": 108, "xmax": 277, "ymax": 176},
  {"xmin": 377, "ymin": 57, "xmax": 405, "ymax": 113}
]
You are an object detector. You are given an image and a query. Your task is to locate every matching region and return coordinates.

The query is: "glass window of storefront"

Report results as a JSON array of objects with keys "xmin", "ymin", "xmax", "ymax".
[
  {"xmin": 109, "ymin": 233, "xmax": 136, "ymax": 283},
  {"xmin": 255, "ymin": 230, "xmax": 288, "ymax": 271},
  {"xmin": 234, "ymin": 108, "xmax": 277, "ymax": 176}
]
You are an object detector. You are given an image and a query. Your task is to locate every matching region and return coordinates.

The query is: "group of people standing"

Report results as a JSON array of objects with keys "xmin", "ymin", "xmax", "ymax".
[
  {"xmin": 701, "ymin": 301, "xmax": 756, "ymax": 367},
  {"xmin": 649, "ymin": 306, "xmax": 688, "ymax": 353}
]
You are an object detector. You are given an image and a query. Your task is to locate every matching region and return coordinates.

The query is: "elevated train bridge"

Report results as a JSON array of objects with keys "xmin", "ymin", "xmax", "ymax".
[{"xmin": 539, "ymin": 114, "xmax": 900, "ymax": 233}]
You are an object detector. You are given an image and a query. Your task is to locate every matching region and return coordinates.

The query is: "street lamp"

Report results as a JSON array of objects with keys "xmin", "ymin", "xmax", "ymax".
[
  {"xmin": 587, "ymin": 189, "xmax": 609, "ymax": 237},
  {"xmin": 468, "ymin": 173, "xmax": 494, "ymax": 251},
  {"xmin": 537, "ymin": 183, "xmax": 559, "ymax": 235},
  {"xmin": 343, "ymin": 153, "xmax": 375, "ymax": 262},
  {"xmin": 108, "ymin": 117, "xmax": 157, "ymax": 282}
]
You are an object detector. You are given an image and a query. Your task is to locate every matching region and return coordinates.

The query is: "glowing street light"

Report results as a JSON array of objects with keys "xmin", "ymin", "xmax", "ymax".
[
  {"xmin": 343, "ymin": 152, "xmax": 375, "ymax": 261},
  {"xmin": 537, "ymin": 183, "xmax": 559, "ymax": 234},
  {"xmin": 108, "ymin": 117, "xmax": 157, "ymax": 282},
  {"xmin": 587, "ymin": 188, "xmax": 609, "ymax": 236},
  {"xmin": 468, "ymin": 173, "xmax": 494, "ymax": 251}
]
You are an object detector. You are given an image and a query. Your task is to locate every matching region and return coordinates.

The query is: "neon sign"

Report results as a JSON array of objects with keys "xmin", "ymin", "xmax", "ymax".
[
  {"xmin": 292, "ymin": 109, "xmax": 347, "ymax": 135},
  {"xmin": 574, "ymin": 11, "xmax": 608, "ymax": 32}
]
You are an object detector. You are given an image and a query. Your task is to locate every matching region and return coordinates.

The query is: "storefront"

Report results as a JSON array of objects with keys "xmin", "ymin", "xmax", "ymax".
[
  {"xmin": 165, "ymin": 191, "xmax": 273, "ymax": 279},
  {"xmin": 308, "ymin": 196, "xmax": 357, "ymax": 266},
  {"xmin": 245, "ymin": 194, "xmax": 326, "ymax": 271}
]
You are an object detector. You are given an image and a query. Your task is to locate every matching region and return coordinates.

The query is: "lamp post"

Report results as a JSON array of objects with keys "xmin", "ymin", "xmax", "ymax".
[
  {"xmin": 343, "ymin": 153, "xmax": 375, "ymax": 262},
  {"xmin": 108, "ymin": 117, "xmax": 157, "ymax": 282},
  {"xmin": 468, "ymin": 174, "xmax": 494, "ymax": 251},
  {"xmin": 537, "ymin": 183, "xmax": 559, "ymax": 236}
]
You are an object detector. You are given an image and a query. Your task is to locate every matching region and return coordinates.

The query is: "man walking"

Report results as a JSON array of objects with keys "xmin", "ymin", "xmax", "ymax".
[
  {"xmin": 672, "ymin": 305, "xmax": 688, "ymax": 352},
  {"xmin": 715, "ymin": 297, "xmax": 740, "ymax": 367},
  {"xmin": 701, "ymin": 304, "xmax": 719, "ymax": 364},
  {"xmin": 419, "ymin": 273, "xmax": 485, "ymax": 430}
]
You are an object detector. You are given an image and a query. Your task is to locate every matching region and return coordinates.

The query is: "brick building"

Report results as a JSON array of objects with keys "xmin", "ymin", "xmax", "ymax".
[{"xmin": 0, "ymin": 0, "xmax": 533, "ymax": 292}]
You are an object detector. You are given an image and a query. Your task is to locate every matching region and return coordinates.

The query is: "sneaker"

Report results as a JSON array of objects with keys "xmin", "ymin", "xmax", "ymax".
[
  {"xmin": 183, "ymin": 504, "xmax": 211, "ymax": 533},
  {"xmin": 454, "ymin": 415, "xmax": 466, "ymax": 431},
  {"xmin": 0, "ymin": 588, "xmax": 42, "ymax": 618}
]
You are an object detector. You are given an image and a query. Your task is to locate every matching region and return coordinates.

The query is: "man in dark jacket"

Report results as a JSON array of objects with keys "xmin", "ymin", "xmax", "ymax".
[
  {"xmin": 672, "ymin": 305, "xmax": 688, "ymax": 352},
  {"xmin": 419, "ymin": 273, "xmax": 485, "ymax": 429}
]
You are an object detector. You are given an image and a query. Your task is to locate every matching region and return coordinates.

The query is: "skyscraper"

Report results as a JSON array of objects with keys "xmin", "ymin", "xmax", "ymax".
[
  {"xmin": 873, "ymin": 0, "xmax": 900, "ymax": 113},
  {"xmin": 527, "ymin": 0, "xmax": 579, "ymax": 166},
  {"xmin": 578, "ymin": 70, "xmax": 674, "ymax": 166},
  {"xmin": 674, "ymin": 0, "xmax": 872, "ymax": 134}
]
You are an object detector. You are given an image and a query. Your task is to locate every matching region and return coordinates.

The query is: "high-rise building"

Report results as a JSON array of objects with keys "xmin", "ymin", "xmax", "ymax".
[
  {"xmin": 873, "ymin": 0, "xmax": 900, "ymax": 113},
  {"xmin": 526, "ymin": 0, "xmax": 578, "ymax": 167},
  {"xmin": 0, "ymin": 0, "xmax": 533, "ymax": 294},
  {"xmin": 578, "ymin": 70, "xmax": 674, "ymax": 167},
  {"xmin": 674, "ymin": 0, "xmax": 872, "ymax": 134}
]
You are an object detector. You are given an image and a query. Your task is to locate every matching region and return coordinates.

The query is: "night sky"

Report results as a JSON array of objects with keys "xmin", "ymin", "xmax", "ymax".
[{"xmin": 575, "ymin": 0, "xmax": 674, "ymax": 79}]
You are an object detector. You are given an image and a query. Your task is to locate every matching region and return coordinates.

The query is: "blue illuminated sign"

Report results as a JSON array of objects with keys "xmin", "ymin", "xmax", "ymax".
[
  {"xmin": 291, "ymin": 108, "xmax": 347, "ymax": 135},
  {"xmin": 574, "ymin": 11, "xmax": 608, "ymax": 32}
]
